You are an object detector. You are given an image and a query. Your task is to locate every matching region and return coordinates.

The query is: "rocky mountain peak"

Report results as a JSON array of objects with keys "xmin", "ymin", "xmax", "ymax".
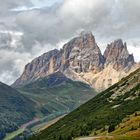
[
  {"xmin": 62, "ymin": 32, "xmax": 104, "ymax": 73},
  {"xmin": 13, "ymin": 49, "xmax": 62, "ymax": 87},
  {"xmin": 12, "ymin": 34, "xmax": 136, "ymax": 89},
  {"xmin": 13, "ymin": 32, "xmax": 105, "ymax": 87},
  {"xmin": 63, "ymin": 31, "xmax": 98, "ymax": 52},
  {"xmin": 104, "ymin": 39, "xmax": 135, "ymax": 70}
]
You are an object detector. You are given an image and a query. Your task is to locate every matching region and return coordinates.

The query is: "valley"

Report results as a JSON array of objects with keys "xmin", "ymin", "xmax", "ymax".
[
  {"xmin": 0, "ymin": 33, "xmax": 140, "ymax": 140},
  {"xmin": 0, "ymin": 1, "xmax": 140, "ymax": 140},
  {"xmin": 0, "ymin": 71, "xmax": 95, "ymax": 140},
  {"xmin": 4, "ymin": 114, "xmax": 65, "ymax": 140},
  {"xmin": 0, "ymin": 82, "xmax": 36, "ymax": 139}
]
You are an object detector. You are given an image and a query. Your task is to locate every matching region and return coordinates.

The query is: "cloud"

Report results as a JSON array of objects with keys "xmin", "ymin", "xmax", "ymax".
[
  {"xmin": 14, "ymin": 0, "xmax": 140, "ymax": 44},
  {"xmin": 0, "ymin": 49, "xmax": 30, "ymax": 84},
  {"xmin": 13, "ymin": 0, "xmax": 113, "ymax": 50},
  {"xmin": 0, "ymin": 0, "xmax": 32, "ymax": 14},
  {"xmin": 0, "ymin": 0, "xmax": 140, "ymax": 84}
]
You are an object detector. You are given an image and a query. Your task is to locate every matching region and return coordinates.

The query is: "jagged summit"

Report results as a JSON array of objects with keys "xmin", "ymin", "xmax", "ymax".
[
  {"xmin": 63, "ymin": 31, "xmax": 97, "ymax": 50},
  {"xmin": 62, "ymin": 31, "xmax": 104, "ymax": 73},
  {"xmin": 13, "ymin": 32, "xmax": 104, "ymax": 87},
  {"xmin": 104, "ymin": 39, "xmax": 134, "ymax": 70},
  {"xmin": 12, "ymin": 32, "xmax": 137, "ymax": 90}
]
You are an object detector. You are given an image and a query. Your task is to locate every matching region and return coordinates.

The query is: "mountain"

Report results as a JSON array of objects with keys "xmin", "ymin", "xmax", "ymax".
[
  {"xmin": 17, "ymin": 71, "xmax": 96, "ymax": 118},
  {"xmin": 104, "ymin": 39, "xmax": 134, "ymax": 70},
  {"xmin": 83, "ymin": 39, "xmax": 137, "ymax": 91},
  {"xmin": 30, "ymin": 67, "xmax": 140, "ymax": 140},
  {"xmin": 0, "ymin": 82, "xmax": 36, "ymax": 139},
  {"xmin": 12, "ymin": 32, "xmax": 137, "ymax": 91},
  {"xmin": 12, "ymin": 31, "xmax": 105, "ymax": 87},
  {"xmin": 0, "ymin": 72, "xmax": 95, "ymax": 139}
]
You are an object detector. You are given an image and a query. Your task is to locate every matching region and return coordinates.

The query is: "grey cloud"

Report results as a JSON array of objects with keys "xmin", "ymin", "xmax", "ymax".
[
  {"xmin": 0, "ymin": 49, "xmax": 30, "ymax": 84},
  {"xmin": 0, "ymin": 0, "xmax": 140, "ymax": 84},
  {"xmin": 14, "ymin": 0, "xmax": 111, "ymax": 49},
  {"xmin": 15, "ymin": 0, "xmax": 140, "ymax": 45},
  {"xmin": 0, "ymin": 0, "xmax": 32, "ymax": 12}
]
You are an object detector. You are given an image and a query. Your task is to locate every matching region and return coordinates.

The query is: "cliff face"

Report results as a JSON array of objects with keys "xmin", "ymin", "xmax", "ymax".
[
  {"xmin": 104, "ymin": 39, "xmax": 134, "ymax": 70},
  {"xmin": 62, "ymin": 32, "xmax": 104, "ymax": 72},
  {"xmin": 13, "ymin": 32, "xmax": 105, "ymax": 87},
  {"xmin": 13, "ymin": 49, "xmax": 62, "ymax": 86},
  {"xmin": 78, "ymin": 39, "xmax": 136, "ymax": 91},
  {"xmin": 12, "ymin": 32, "xmax": 137, "ymax": 91}
]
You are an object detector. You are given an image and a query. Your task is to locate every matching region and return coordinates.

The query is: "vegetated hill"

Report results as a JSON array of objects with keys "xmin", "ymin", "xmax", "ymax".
[
  {"xmin": 88, "ymin": 112, "xmax": 140, "ymax": 140},
  {"xmin": 112, "ymin": 112, "xmax": 140, "ymax": 136},
  {"xmin": 0, "ymin": 82, "xmax": 36, "ymax": 139},
  {"xmin": 30, "ymin": 67, "xmax": 140, "ymax": 140},
  {"xmin": 74, "ymin": 119, "xmax": 140, "ymax": 140},
  {"xmin": 18, "ymin": 71, "xmax": 96, "ymax": 119}
]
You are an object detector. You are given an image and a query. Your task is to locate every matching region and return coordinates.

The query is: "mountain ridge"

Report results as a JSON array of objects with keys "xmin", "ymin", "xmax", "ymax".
[{"xmin": 12, "ymin": 32, "xmax": 137, "ymax": 91}]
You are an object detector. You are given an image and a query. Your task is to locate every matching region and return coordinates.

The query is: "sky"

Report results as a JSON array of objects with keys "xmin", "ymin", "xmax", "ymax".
[{"xmin": 0, "ymin": 0, "xmax": 140, "ymax": 84}]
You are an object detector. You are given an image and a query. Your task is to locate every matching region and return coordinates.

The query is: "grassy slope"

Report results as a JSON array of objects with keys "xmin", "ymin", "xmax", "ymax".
[
  {"xmin": 4, "ymin": 128, "xmax": 24, "ymax": 140},
  {"xmin": 18, "ymin": 72, "xmax": 96, "ymax": 117},
  {"xmin": 30, "ymin": 68, "xmax": 140, "ymax": 140},
  {"xmin": 86, "ymin": 112, "xmax": 140, "ymax": 140},
  {"xmin": 112, "ymin": 112, "xmax": 140, "ymax": 135}
]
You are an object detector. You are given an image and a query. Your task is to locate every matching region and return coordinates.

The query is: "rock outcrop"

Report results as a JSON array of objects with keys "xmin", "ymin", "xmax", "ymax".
[
  {"xmin": 12, "ymin": 32, "xmax": 138, "ymax": 91},
  {"xmin": 62, "ymin": 31, "xmax": 105, "ymax": 73},
  {"xmin": 13, "ymin": 49, "xmax": 62, "ymax": 86},
  {"xmin": 104, "ymin": 39, "xmax": 134, "ymax": 70},
  {"xmin": 13, "ymin": 32, "xmax": 105, "ymax": 87}
]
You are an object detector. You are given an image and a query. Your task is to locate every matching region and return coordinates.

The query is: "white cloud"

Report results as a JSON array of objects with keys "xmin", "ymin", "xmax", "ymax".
[{"xmin": 128, "ymin": 46, "xmax": 140, "ymax": 62}]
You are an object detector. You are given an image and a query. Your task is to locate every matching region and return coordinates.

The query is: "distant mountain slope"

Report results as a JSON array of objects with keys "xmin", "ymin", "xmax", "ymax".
[
  {"xmin": 12, "ymin": 32, "xmax": 136, "ymax": 91},
  {"xmin": 0, "ymin": 82, "xmax": 36, "ymax": 139},
  {"xmin": 18, "ymin": 72, "xmax": 96, "ymax": 116},
  {"xmin": 30, "ymin": 67, "xmax": 140, "ymax": 140}
]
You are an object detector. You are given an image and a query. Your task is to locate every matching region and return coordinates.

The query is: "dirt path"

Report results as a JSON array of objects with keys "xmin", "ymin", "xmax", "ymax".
[
  {"xmin": 77, "ymin": 136, "xmax": 113, "ymax": 140},
  {"xmin": 77, "ymin": 137, "xmax": 101, "ymax": 140},
  {"xmin": 21, "ymin": 118, "xmax": 39, "ymax": 129}
]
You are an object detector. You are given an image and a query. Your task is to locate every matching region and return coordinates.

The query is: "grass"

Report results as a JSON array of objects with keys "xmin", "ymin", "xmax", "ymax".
[
  {"xmin": 95, "ymin": 136, "xmax": 140, "ymax": 140},
  {"xmin": 112, "ymin": 112, "xmax": 140, "ymax": 135},
  {"xmin": 4, "ymin": 128, "xmax": 24, "ymax": 140},
  {"xmin": 31, "ymin": 115, "xmax": 65, "ymax": 132},
  {"xmin": 18, "ymin": 72, "xmax": 96, "ymax": 122}
]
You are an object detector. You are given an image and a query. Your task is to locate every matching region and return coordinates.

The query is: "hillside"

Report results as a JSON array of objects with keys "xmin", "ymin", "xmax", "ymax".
[
  {"xmin": 112, "ymin": 112, "xmax": 140, "ymax": 136},
  {"xmin": 30, "ymin": 67, "xmax": 140, "ymax": 140},
  {"xmin": 0, "ymin": 82, "xmax": 36, "ymax": 139},
  {"xmin": 17, "ymin": 71, "xmax": 96, "ymax": 123}
]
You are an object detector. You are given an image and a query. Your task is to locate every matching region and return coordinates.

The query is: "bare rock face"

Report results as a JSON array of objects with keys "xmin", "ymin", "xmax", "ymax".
[
  {"xmin": 13, "ymin": 32, "xmax": 104, "ymax": 87},
  {"xmin": 13, "ymin": 49, "xmax": 62, "ymax": 87},
  {"xmin": 62, "ymin": 31, "xmax": 105, "ymax": 73},
  {"xmin": 13, "ymin": 32, "xmax": 137, "ymax": 91},
  {"xmin": 104, "ymin": 39, "xmax": 134, "ymax": 71}
]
